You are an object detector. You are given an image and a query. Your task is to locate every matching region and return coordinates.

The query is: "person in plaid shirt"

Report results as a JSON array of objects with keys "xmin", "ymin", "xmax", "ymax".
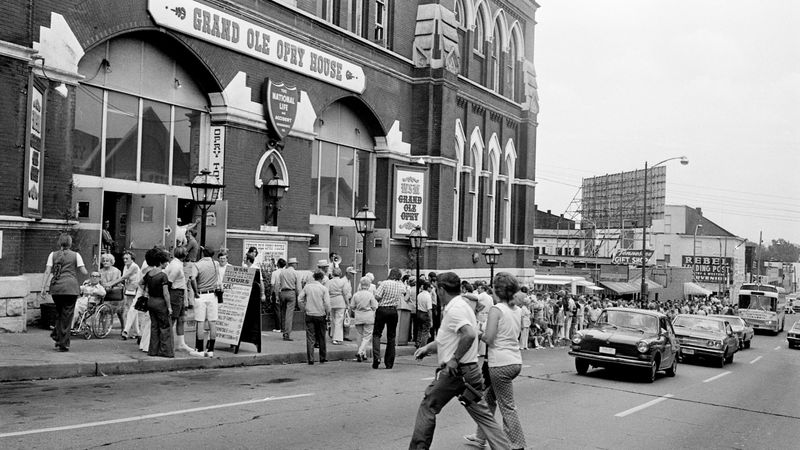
[{"xmin": 372, "ymin": 268, "xmax": 407, "ymax": 369}]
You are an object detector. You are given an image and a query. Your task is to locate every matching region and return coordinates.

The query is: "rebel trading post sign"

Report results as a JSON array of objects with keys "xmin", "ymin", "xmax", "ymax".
[{"xmin": 393, "ymin": 166, "xmax": 427, "ymax": 237}]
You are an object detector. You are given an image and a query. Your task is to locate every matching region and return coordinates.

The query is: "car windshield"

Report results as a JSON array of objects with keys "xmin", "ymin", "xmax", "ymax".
[
  {"xmin": 711, "ymin": 316, "xmax": 743, "ymax": 331},
  {"xmin": 599, "ymin": 311, "xmax": 658, "ymax": 332},
  {"xmin": 739, "ymin": 294, "xmax": 775, "ymax": 312},
  {"xmin": 673, "ymin": 316, "xmax": 724, "ymax": 333}
]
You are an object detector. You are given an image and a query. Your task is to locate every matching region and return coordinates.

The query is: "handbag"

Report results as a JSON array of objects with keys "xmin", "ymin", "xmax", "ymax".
[
  {"xmin": 343, "ymin": 310, "xmax": 353, "ymax": 328},
  {"xmin": 134, "ymin": 295, "xmax": 148, "ymax": 312},
  {"xmin": 105, "ymin": 285, "xmax": 124, "ymax": 302},
  {"xmin": 213, "ymin": 261, "xmax": 223, "ymax": 303}
]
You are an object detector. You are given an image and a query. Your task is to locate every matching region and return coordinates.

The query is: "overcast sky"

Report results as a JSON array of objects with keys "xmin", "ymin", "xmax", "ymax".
[{"xmin": 533, "ymin": 0, "xmax": 800, "ymax": 246}]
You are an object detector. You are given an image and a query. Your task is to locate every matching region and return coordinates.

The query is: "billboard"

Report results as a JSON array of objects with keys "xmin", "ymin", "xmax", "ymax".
[
  {"xmin": 581, "ymin": 166, "xmax": 666, "ymax": 229},
  {"xmin": 682, "ymin": 255, "xmax": 732, "ymax": 283}
]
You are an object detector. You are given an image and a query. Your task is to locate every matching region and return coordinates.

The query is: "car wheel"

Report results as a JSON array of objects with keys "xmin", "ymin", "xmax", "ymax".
[
  {"xmin": 665, "ymin": 357, "xmax": 677, "ymax": 377},
  {"xmin": 745, "ymin": 340, "xmax": 751, "ymax": 349},
  {"xmin": 725, "ymin": 351, "xmax": 734, "ymax": 364},
  {"xmin": 645, "ymin": 359, "xmax": 658, "ymax": 383},
  {"xmin": 575, "ymin": 358, "xmax": 589, "ymax": 375},
  {"xmin": 717, "ymin": 349, "xmax": 726, "ymax": 368}
]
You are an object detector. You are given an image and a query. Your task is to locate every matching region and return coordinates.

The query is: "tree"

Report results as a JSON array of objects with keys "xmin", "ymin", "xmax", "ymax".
[{"xmin": 762, "ymin": 239, "xmax": 800, "ymax": 263}]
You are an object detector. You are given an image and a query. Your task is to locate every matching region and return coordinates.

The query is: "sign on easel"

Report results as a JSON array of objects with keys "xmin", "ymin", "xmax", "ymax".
[{"xmin": 216, "ymin": 265, "xmax": 262, "ymax": 353}]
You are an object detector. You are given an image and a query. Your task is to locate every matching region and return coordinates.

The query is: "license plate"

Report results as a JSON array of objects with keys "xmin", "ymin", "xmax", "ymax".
[
  {"xmin": 599, "ymin": 346, "xmax": 616, "ymax": 355},
  {"xmin": 683, "ymin": 348, "xmax": 695, "ymax": 355}
]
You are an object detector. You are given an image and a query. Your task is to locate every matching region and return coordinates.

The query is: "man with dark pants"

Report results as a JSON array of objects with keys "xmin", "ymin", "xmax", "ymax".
[
  {"xmin": 277, "ymin": 257, "xmax": 299, "ymax": 341},
  {"xmin": 298, "ymin": 270, "xmax": 330, "ymax": 364},
  {"xmin": 372, "ymin": 268, "xmax": 406, "ymax": 369},
  {"xmin": 409, "ymin": 272, "xmax": 511, "ymax": 450}
]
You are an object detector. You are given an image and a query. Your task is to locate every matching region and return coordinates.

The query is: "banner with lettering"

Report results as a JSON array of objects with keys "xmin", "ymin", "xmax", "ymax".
[
  {"xmin": 393, "ymin": 166, "xmax": 427, "ymax": 237},
  {"xmin": 148, "ymin": 0, "xmax": 365, "ymax": 93},
  {"xmin": 23, "ymin": 81, "xmax": 44, "ymax": 218}
]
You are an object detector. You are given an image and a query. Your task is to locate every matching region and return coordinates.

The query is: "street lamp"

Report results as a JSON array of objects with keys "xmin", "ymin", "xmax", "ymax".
[
  {"xmin": 483, "ymin": 246, "xmax": 501, "ymax": 288},
  {"xmin": 408, "ymin": 225, "xmax": 428, "ymax": 343},
  {"xmin": 692, "ymin": 224, "xmax": 703, "ymax": 282},
  {"xmin": 640, "ymin": 156, "xmax": 688, "ymax": 301},
  {"xmin": 351, "ymin": 206, "xmax": 377, "ymax": 276},
  {"xmin": 264, "ymin": 175, "xmax": 289, "ymax": 225},
  {"xmin": 186, "ymin": 168, "xmax": 225, "ymax": 247}
]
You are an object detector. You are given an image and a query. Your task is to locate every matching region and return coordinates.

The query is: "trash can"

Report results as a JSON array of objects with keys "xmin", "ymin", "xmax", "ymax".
[{"xmin": 39, "ymin": 302, "xmax": 57, "ymax": 330}]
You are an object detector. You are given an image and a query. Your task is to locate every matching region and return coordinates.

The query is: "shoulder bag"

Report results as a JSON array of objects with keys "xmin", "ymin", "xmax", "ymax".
[{"xmin": 134, "ymin": 273, "xmax": 150, "ymax": 312}]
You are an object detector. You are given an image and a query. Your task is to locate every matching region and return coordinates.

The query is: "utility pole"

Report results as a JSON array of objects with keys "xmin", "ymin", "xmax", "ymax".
[{"xmin": 757, "ymin": 231, "xmax": 763, "ymax": 283}]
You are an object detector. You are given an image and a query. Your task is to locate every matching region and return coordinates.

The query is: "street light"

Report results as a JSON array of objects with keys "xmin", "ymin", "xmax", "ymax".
[
  {"xmin": 640, "ymin": 156, "xmax": 688, "ymax": 301},
  {"xmin": 408, "ymin": 225, "xmax": 428, "ymax": 344},
  {"xmin": 264, "ymin": 175, "xmax": 289, "ymax": 225},
  {"xmin": 483, "ymin": 246, "xmax": 501, "ymax": 288},
  {"xmin": 692, "ymin": 224, "xmax": 703, "ymax": 282},
  {"xmin": 186, "ymin": 168, "xmax": 225, "ymax": 247},
  {"xmin": 351, "ymin": 206, "xmax": 377, "ymax": 276}
]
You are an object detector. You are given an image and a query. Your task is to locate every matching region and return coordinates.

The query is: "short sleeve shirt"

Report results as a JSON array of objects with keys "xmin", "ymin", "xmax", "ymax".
[
  {"xmin": 435, "ymin": 296, "xmax": 479, "ymax": 365},
  {"xmin": 164, "ymin": 258, "xmax": 186, "ymax": 290}
]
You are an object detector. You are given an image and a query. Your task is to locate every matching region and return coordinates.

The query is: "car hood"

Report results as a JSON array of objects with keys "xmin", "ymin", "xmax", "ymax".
[
  {"xmin": 582, "ymin": 326, "xmax": 658, "ymax": 344},
  {"xmin": 674, "ymin": 329, "xmax": 725, "ymax": 340}
]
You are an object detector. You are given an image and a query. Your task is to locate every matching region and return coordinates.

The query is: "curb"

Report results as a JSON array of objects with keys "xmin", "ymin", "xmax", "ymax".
[{"xmin": 0, "ymin": 347, "xmax": 418, "ymax": 382}]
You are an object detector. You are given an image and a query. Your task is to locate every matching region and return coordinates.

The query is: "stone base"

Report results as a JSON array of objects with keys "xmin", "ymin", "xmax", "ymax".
[{"xmin": 0, "ymin": 276, "xmax": 30, "ymax": 333}]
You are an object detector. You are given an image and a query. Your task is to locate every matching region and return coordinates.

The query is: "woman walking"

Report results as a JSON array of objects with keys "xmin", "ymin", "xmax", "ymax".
[
  {"xmin": 39, "ymin": 234, "xmax": 88, "ymax": 352},
  {"xmin": 99, "ymin": 253, "xmax": 125, "ymax": 333},
  {"xmin": 111, "ymin": 251, "xmax": 141, "ymax": 340},
  {"xmin": 464, "ymin": 272, "xmax": 527, "ymax": 450},
  {"xmin": 327, "ymin": 267, "xmax": 352, "ymax": 344},
  {"xmin": 141, "ymin": 248, "xmax": 173, "ymax": 358},
  {"xmin": 350, "ymin": 276, "xmax": 377, "ymax": 361}
]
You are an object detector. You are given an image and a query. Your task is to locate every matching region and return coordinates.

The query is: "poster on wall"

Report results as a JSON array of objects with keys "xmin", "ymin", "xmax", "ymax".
[
  {"xmin": 216, "ymin": 265, "xmax": 257, "ymax": 347},
  {"xmin": 392, "ymin": 166, "xmax": 427, "ymax": 238},
  {"xmin": 23, "ymin": 79, "xmax": 45, "ymax": 218},
  {"xmin": 682, "ymin": 255, "xmax": 732, "ymax": 283},
  {"xmin": 243, "ymin": 239, "xmax": 288, "ymax": 267}
]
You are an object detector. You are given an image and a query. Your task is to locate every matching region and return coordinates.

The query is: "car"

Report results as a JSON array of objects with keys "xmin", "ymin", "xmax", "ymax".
[
  {"xmin": 672, "ymin": 314, "xmax": 739, "ymax": 367},
  {"xmin": 569, "ymin": 308, "xmax": 679, "ymax": 383},
  {"xmin": 709, "ymin": 314, "xmax": 754, "ymax": 349},
  {"xmin": 787, "ymin": 319, "xmax": 800, "ymax": 349}
]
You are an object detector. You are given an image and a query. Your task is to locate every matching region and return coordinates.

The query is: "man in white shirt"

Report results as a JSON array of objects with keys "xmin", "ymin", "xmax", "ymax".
[{"xmin": 410, "ymin": 272, "xmax": 511, "ymax": 450}]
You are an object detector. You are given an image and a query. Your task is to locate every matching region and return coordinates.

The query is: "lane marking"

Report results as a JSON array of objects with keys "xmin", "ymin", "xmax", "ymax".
[
  {"xmin": 615, "ymin": 394, "xmax": 674, "ymax": 417},
  {"xmin": 421, "ymin": 377, "xmax": 435, "ymax": 381},
  {"xmin": 703, "ymin": 371, "xmax": 731, "ymax": 383},
  {"xmin": 522, "ymin": 365, "xmax": 532, "ymax": 368},
  {"xmin": 0, "ymin": 393, "xmax": 314, "ymax": 438},
  {"xmin": 774, "ymin": 346, "xmax": 781, "ymax": 350},
  {"xmin": 749, "ymin": 356, "xmax": 763, "ymax": 364}
]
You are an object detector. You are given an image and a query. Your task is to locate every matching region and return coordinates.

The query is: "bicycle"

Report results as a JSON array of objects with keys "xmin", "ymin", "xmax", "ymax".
[{"xmin": 71, "ymin": 300, "xmax": 114, "ymax": 339}]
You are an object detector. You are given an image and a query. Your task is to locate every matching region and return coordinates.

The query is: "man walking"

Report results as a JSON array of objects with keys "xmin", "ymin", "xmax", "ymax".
[
  {"xmin": 410, "ymin": 272, "xmax": 511, "ymax": 450},
  {"xmin": 277, "ymin": 257, "xmax": 300, "ymax": 341},
  {"xmin": 373, "ymin": 268, "xmax": 406, "ymax": 369},
  {"xmin": 298, "ymin": 270, "xmax": 331, "ymax": 364}
]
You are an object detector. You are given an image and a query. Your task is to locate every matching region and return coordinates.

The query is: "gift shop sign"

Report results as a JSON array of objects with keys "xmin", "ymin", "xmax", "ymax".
[
  {"xmin": 393, "ymin": 166, "xmax": 427, "ymax": 237},
  {"xmin": 612, "ymin": 249, "xmax": 654, "ymax": 266},
  {"xmin": 148, "ymin": 0, "xmax": 365, "ymax": 93}
]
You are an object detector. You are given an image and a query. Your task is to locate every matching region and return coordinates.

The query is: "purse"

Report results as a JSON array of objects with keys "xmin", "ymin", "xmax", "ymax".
[
  {"xmin": 105, "ymin": 285, "xmax": 124, "ymax": 302},
  {"xmin": 343, "ymin": 310, "xmax": 353, "ymax": 328},
  {"xmin": 134, "ymin": 296, "xmax": 148, "ymax": 312}
]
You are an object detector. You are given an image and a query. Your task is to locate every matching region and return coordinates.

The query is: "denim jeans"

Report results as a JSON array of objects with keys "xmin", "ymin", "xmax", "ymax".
[
  {"xmin": 409, "ymin": 363, "xmax": 511, "ymax": 450},
  {"xmin": 305, "ymin": 314, "xmax": 327, "ymax": 362},
  {"xmin": 372, "ymin": 306, "xmax": 398, "ymax": 368}
]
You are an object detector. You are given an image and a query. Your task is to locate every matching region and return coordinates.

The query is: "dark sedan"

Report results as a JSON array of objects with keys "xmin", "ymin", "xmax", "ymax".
[
  {"xmin": 569, "ymin": 308, "xmax": 679, "ymax": 382},
  {"xmin": 672, "ymin": 314, "xmax": 738, "ymax": 367},
  {"xmin": 787, "ymin": 319, "xmax": 800, "ymax": 349},
  {"xmin": 709, "ymin": 315, "xmax": 754, "ymax": 349}
]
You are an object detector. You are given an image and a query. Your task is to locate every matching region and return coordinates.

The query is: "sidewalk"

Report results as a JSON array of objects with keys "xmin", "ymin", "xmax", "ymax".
[{"xmin": 0, "ymin": 325, "xmax": 417, "ymax": 382}]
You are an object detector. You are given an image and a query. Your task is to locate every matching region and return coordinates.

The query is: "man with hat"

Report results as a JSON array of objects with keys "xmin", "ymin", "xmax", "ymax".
[
  {"xmin": 276, "ymin": 257, "xmax": 300, "ymax": 341},
  {"xmin": 317, "ymin": 259, "xmax": 331, "ymax": 283}
]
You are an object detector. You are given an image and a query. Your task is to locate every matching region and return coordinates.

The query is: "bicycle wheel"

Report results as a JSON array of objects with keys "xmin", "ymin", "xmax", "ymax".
[{"xmin": 91, "ymin": 303, "xmax": 114, "ymax": 338}]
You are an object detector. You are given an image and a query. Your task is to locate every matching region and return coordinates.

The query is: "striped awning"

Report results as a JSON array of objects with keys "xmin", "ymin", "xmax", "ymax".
[
  {"xmin": 599, "ymin": 281, "xmax": 640, "ymax": 295},
  {"xmin": 684, "ymin": 282, "xmax": 712, "ymax": 297}
]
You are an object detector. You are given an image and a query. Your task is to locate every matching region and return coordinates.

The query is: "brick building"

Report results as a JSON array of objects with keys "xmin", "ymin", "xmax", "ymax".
[{"xmin": 0, "ymin": 0, "xmax": 540, "ymax": 330}]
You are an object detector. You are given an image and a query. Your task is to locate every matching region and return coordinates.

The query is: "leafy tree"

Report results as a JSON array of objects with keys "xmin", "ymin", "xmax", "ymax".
[{"xmin": 761, "ymin": 239, "xmax": 800, "ymax": 263}]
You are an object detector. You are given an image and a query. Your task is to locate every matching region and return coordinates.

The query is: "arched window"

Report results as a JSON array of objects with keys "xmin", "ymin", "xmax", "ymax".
[
  {"xmin": 492, "ymin": 22, "xmax": 502, "ymax": 92},
  {"xmin": 506, "ymin": 38, "xmax": 517, "ymax": 100},
  {"xmin": 454, "ymin": 0, "xmax": 465, "ymax": 27},
  {"xmin": 473, "ymin": 12, "xmax": 484, "ymax": 55}
]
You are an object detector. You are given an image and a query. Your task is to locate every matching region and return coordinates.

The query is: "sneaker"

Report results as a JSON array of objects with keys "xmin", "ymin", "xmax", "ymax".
[
  {"xmin": 463, "ymin": 434, "xmax": 487, "ymax": 448},
  {"xmin": 189, "ymin": 350, "xmax": 205, "ymax": 357},
  {"xmin": 273, "ymin": 329, "xmax": 282, "ymax": 333},
  {"xmin": 205, "ymin": 351, "xmax": 214, "ymax": 358}
]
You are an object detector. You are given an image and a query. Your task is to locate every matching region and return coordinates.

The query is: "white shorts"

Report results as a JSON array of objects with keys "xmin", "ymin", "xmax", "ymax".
[{"xmin": 193, "ymin": 293, "xmax": 218, "ymax": 322}]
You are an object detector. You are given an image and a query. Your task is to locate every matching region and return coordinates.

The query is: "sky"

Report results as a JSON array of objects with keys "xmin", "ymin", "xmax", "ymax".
[{"xmin": 533, "ymin": 0, "xmax": 800, "ymax": 246}]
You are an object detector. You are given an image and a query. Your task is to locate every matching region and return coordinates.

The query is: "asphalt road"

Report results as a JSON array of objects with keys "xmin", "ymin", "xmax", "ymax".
[{"xmin": 1, "ymin": 331, "xmax": 798, "ymax": 449}]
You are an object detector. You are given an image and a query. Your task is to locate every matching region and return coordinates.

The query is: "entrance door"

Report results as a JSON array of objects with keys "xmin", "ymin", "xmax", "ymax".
[{"xmin": 130, "ymin": 194, "xmax": 167, "ymax": 259}]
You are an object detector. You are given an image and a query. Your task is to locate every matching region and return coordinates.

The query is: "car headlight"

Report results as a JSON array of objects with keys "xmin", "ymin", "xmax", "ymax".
[
  {"xmin": 571, "ymin": 333, "xmax": 583, "ymax": 344},
  {"xmin": 766, "ymin": 320, "xmax": 774, "ymax": 325},
  {"xmin": 637, "ymin": 341, "xmax": 650, "ymax": 353},
  {"xmin": 707, "ymin": 340, "xmax": 722, "ymax": 349}
]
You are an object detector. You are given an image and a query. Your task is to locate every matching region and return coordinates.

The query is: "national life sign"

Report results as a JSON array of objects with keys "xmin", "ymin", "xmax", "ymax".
[
  {"xmin": 612, "ymin": 249, "xmax": 654, "ymax": 266},
  {"xmin": 264, "ymin": 79, "xmax": 298, "ymax": 139},
  {"xmin": 148, "ymin": 0, "xmax": 366, "ymax": 93},
  {"xmin": 682, "ymin": 255, "xmax": 732, "ymax": 283}
]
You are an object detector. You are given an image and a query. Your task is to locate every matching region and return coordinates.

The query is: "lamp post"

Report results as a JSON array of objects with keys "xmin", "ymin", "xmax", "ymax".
[
  {"xmin": 692, "ymin": 224, "xmax": 703, "ymax": 282},
  {"xmin": 640, "ymin": 156, "xmax": 688, "ymax": 301},
  {"xmin": 483, "ymin": 246, "xmax": 501, "ymax": 288},
  {"xmin": 186, "ymin": 169, "xmax": 225, "ymax": 247},
  {"xmin": 264, "ymin": 175, "xmax": 289, "ymax": 225},
  {"xmin": 351, "ymin": 206, "xmax": 377, "ymax": 276},
  {"xmin": 408, "ymin": 225, "xmax": 428, "ymax": 343}
]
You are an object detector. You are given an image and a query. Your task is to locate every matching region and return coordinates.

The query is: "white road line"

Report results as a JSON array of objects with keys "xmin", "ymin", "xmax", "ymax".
[
  {"xmin": 421, "ymin": 376, "xmax": 435, "ymax": 381},
  {"xmin": 703, "ymin": 371, "xmax": 732, "ymax": 383},
  {"xmin": 0, "ymin": 393, "xmax": 314, "ymax": 439},
  {"xmin": 774, "ymin": 346, "xmax": 781, "ymax": 350},
  {"xmin": 615, "ymin": 394, "xmax": 674, "ymax": 418},
  {"xmin": 522, "ymin": 365, "xmax": 532, "ymax": 368},
  {"xmin": 749, "ymin": 356, "xmax": 763, "ymax": 364}
]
